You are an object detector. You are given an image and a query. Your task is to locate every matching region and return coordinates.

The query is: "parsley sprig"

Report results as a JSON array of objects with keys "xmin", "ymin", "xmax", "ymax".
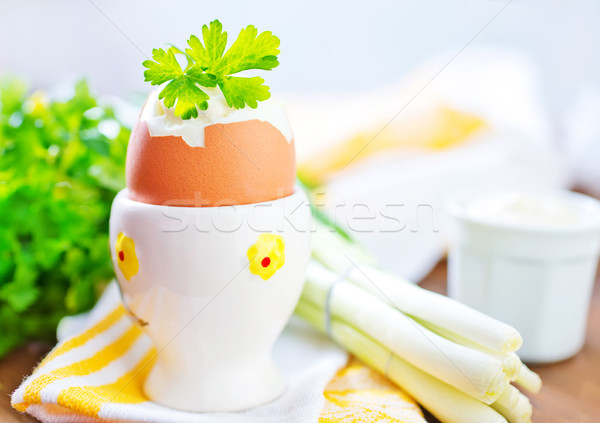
[{"xmin": 143, "ymin": 20, "xmax": 280, "ymax": 120}]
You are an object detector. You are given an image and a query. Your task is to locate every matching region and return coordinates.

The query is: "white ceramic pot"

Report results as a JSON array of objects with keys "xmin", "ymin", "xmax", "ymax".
[
  {"xmin": 109, "ymin": 188, "xmax": 311, "ymax": 412},
  {"xmin": 447, "ymin": 190, "xmax": 600, "ymax": 363}
]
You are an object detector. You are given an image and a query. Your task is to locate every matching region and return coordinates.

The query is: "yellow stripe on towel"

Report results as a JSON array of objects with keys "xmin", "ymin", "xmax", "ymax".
[
  {"xmin": 12, "ymin": 403, "xmax": 29, "ymax": 412},
  {"xmin": 24, "ymin": 324, "xmax": 143, "ymax": 404},
  {"xmin": 39, "ymin": 305, "xmax": 127, "ymax": 367},
  {"xmin": 320, "ymin": 358, "xmax": 425, "ymax": 423},
  {"xmin": 57, "ymin": 349, "xmax": 157, "ymax": 417}
]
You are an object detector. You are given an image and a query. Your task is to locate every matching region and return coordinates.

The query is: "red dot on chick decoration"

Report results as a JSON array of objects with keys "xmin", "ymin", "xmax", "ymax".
[
  {"xmin": 115, "ymin": 232, "xmax": 139, "ymax": 281},
  {"xmin": 247, "ymin": 234, "xmax": 286, "ymax": 281}
]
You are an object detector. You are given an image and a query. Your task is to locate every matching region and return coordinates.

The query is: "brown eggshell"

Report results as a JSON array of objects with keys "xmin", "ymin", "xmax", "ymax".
[{"xmin": 125, "ymin": 120, "xmax": 296, "ymax": 207}]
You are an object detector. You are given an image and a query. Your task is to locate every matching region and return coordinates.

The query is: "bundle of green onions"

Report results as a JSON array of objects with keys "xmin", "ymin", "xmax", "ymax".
[{"xmin": 296, "ymin": 211, "xmax": 542, "ymax": 423}]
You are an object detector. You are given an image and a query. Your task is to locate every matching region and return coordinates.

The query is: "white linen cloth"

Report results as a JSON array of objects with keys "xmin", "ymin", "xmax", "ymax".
[{"xmin": 12, "ymin": 282, "xmax": 348, "ymax": 423}]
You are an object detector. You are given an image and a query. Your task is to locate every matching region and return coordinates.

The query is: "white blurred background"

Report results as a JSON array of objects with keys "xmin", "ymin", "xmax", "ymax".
[
  {"xmin": 2, "ymin": 0, "xmax": 599, "ymax": 280},
  {"xmin": 1, "ymin": 0, "xmax": 598, "ymax": 113}
]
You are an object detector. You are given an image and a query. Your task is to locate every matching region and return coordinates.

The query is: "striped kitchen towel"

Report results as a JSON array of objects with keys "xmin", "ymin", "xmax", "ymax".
[{"xmin": 11, "ymin": 282, "xmax": 425, "ymax": 423}]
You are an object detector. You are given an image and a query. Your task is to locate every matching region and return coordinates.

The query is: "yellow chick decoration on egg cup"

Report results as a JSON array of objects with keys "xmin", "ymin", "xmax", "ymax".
[
  {"xmin": 247, "ymin": 234, "xmax": 286, "ymax": 281},
  {"xmin": 114, "ymin": 232, "xmax": 139, "ymax": 281}
]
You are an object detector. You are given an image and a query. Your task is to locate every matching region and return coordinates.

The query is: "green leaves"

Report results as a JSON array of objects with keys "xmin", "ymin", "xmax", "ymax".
[
  {"xmin": 0, "ymin": 282, "xmax": 39, "ymax": 312},
  {"xmin": 142, "ymin": 48, "xmax": 182, "ymax": 85},
  {"xmin": 143, "ymin": 47, "xmax": 218, "ymax": 119},
  {"xmin": 218, "ymin": 76, "xmax": 271, "ymax": 110},
  {"xmin": 216, "ymin": 25, "xmax": 280, "ymax": 74},
  {"xmin": 0, "ymin": 77, "xmax": 129, "ymax": 358},
  {"xmin": 186, "ymin": 20, "xmax": 228, "ymax": 70},
  {"xmin": 142, "ymin": 20, "xmax": 280, "ymax": 119},
  {"xmin": 159, "ymin": 75, "xmax": 210, "ymax": 120}
]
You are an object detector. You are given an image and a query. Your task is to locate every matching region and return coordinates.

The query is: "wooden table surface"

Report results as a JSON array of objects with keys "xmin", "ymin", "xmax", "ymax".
[{"xmin": 1, "ymin": 261, "xmax": 599, "ymax": 422}]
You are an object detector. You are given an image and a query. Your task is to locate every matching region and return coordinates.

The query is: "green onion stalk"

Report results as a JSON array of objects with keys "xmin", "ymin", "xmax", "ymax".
[{"xmin": 296, "ymin": 186, "xmax": 541, "ymax": 423}]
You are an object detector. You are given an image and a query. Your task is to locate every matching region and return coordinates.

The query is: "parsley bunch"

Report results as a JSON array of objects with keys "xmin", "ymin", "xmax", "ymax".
[
  {"xmin": 0, "ymin": 78, "xmax": 129, "ymax": 357},
  {"xmin": 143, "ymin": 20, "xmax": 280, "ymax": 119}
]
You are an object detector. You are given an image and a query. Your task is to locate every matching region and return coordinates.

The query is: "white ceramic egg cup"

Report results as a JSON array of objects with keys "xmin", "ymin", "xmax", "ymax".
[{"xmin": 109, "ymin": 188, "xmax": 311, "ymax": 412}]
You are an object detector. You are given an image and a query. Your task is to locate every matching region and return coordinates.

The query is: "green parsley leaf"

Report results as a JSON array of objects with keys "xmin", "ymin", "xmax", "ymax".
[
  {"xmin": 186, "ymin": 65, "xmax": 218, "ymax": 87},
  {"xmin": 159, "ymin": 76, "xmax": 210, "ymax": 120},
  {"xmin": 142, "ymin": 20, "xmax": 280, "ymax": 119},
  {"xmin": 186, "ymin": 20, "xmax": 228, "ymax": 71},
  {"xmin": 143, "ymin": 48, "xmax": 183, "ymax": 85},
  {"xmin": 218, "ymin": 76, "xmax": 271, "ymax": 109},
  {"xmin": 144, "ymin": 48, "xmax": 218, "ymax": 119},
  {"xmin": 215, "ymin": 25, "xmax": 280, "ymax": 74}
]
